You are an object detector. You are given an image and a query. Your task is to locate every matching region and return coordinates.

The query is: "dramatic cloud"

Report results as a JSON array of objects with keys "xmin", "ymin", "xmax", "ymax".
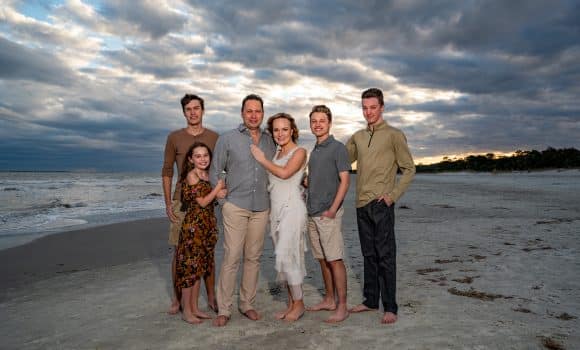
[
  {"xmin": 0, "ymin": 36, "xmax": 76, "ymax": 85},
  {"xmin": 1, "ymin": 0, "xmax": 579, "ymax": 171}
]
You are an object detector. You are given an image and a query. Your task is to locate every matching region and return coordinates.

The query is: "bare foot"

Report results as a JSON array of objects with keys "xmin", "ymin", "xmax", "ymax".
[
  {"xmin": 349, "ymin": 304, "xmax": 376, "ymax": 313},
  {"xmin": 284, "ymin": 303, "xmax": 305, "ymax": 322},
  {"xmin": 306, "ymin": 299, "xmax": 336, "ymax": 312},
  {"xmin": 241, "ymin": 309, "xmax": 260, "ymax": 321},
  {"xmin": 193, "ymin": 310, "xmax": 212, "ymax": 319},
  {"xmin": 324, "ymin": 305, "xmax": 349, "ymax": 323},
  {"xmin": 274, "ymin": 305, "xmax": 292, "ymax": 320},
  {"xmin": 182, "ymin": 313, "xmax": 203, "ymax": 324},
  {"xmin": 167, "ymin": 300, "xmax": 180, "ymax": 315},
  {"xmin": 381, "ymin": 312, "xmax": 397, "ymax": 324},
  {"xmin": 212, "ymin": 315, "xmax": 229, "ymax": 327}
]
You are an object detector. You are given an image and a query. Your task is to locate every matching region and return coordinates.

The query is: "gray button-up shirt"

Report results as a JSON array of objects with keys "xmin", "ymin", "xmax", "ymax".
[{"xmin": 210, "ymin": 123, "xmax": 276, "ymax": 212}]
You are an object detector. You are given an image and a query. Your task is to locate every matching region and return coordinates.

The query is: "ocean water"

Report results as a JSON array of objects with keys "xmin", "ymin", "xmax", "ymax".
[
  {"xmin": 0, "ymin": 171, "xmax": 166, "ymax": 250},
  {"xmin": 1, "ymin": 170, "xmax": 579, "ymax": 251}
]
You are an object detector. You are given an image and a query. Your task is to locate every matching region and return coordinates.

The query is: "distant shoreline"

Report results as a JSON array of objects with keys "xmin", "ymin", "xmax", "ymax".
[
  {"xmin": 415, "ymin": 167, "xmax": 580, "ymax": 174},
  {"xmin": 0, "ymin": 170, "xmax": 73, "ymax": 173},
  {"xmin": 348, "ymin": 167, "xmax": 580, "ymax": 174}
]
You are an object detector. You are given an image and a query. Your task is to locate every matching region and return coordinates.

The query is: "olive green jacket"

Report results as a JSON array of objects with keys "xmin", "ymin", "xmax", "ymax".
[{"xmin": 346, "ymin": 120, "xmax": 415, "ymax": 207}]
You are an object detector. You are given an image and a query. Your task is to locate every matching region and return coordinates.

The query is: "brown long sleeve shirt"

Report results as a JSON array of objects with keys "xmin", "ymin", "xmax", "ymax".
[{"xmin": 161, "ymin": 128, "xmax": 219, "ymax": 201}]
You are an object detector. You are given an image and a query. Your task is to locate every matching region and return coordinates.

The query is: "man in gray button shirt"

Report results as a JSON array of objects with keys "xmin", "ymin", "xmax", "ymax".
[{"xmin": 211, "ymin": 94, "xmax": 276, "ymax": 327}]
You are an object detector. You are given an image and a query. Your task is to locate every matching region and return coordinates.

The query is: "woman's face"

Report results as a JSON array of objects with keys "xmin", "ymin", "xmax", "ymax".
[
  {"xmin": 190, "ymin": 146, "xmax": 211, "ymax": 170},
  {"xmin": 272, "ymin": 117, "xmax": 293, "ymax": 146}
]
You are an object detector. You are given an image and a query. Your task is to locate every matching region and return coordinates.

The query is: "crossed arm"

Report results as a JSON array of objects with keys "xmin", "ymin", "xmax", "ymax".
[{"xmin": 250, "ymin": 145, "xmax": 307, "ymax": 179}]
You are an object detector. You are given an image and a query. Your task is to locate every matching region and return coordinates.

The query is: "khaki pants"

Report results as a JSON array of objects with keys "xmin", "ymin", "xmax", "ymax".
[
  {"xmin": 217, "ymin": 201, "xmax": 269, "ymax": 317},
  {"xmin": 168, "ymin": 199, "xmax": 185, "ymax": 246}
]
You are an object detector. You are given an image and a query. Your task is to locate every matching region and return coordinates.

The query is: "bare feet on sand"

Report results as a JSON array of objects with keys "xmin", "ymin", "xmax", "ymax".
[
  {"xmin": 193, "ymin": 310, "xmax": 212, "ymax": 319},
  {"xmin": 167, "ymin": 300, "xmax": 180, "ymax": 315},
  {"xmin": 241, "ymin": 309, "xmax": 261, "ymax": 321},
  {"xmin": 274, "ymin": 305, "xmax": 292, "ymax": 320},
  {"xmin": 324, "ymin": 305, "xmax": 349, "ymax": 323},
  {"xmin": 306, "ymin": 299, "xmax": 336, "ymax": 312},
  {"xmin": 182, "ymin": 313, "xmax": 203, "ymax": 324},
  {"xmin": 348, "ymin": 304, "xmax": 377, "ymax": 313},
  {"xmin": 212, "ymin": 315, "xmax": 229, "ymax": 327},
  {"xmin": 283, "ymin": 303, "xmax": 305, "ymax": 322},
  {"xmin": 381, "ymin": 312, "xmax": 397, "ymax": 324}
]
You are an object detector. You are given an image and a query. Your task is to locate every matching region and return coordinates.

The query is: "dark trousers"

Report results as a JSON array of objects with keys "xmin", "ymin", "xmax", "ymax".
[{"xmin": 356, "ymin": 200, "xmax": 398, "ymax": 314}]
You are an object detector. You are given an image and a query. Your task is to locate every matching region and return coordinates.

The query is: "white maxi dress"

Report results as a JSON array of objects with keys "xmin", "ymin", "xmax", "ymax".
[{"xmin": 268, "ymin": 147, "xmax": 307, "ymax": 290}]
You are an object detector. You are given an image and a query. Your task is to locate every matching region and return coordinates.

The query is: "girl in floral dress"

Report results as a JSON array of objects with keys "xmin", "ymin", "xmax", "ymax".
[{"xmin": 175, "ymin": 142, "xmax": 225, "ymax": 324}]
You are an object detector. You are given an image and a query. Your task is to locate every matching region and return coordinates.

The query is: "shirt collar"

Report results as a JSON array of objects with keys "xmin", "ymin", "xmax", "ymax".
[
  {"xmin": 366, "ymin": 119, "xmax": 387, "ymax": 133},
  {"xmin": 237, "ymin": 123, "xmax": 269, "ymax": 136},
  {"xmin": 315, "ymin": 135, "xmax": 335, "ymax": 148}
]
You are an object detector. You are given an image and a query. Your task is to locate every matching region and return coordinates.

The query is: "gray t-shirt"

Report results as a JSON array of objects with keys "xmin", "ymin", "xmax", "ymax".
[{"xmin": 307, "ymin": 135, "xmax": 351, "ymax": 216}]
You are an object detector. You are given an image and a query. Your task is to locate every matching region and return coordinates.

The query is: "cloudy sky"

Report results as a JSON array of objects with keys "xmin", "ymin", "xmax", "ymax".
[{"xmin": 1, "ymin": 0, "xmax": 579, "ymax": 171}]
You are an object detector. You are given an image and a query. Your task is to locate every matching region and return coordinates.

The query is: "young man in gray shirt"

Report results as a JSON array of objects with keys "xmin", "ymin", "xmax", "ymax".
[{"xmin": 306, "ymin": 105, "xmax": 351, "ymax": 323}]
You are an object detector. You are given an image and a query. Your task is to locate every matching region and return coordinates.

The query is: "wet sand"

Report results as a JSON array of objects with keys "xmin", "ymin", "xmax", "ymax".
[{"xmin": 1, "ymin": 172, "xmax": 579, "ymax": 349}]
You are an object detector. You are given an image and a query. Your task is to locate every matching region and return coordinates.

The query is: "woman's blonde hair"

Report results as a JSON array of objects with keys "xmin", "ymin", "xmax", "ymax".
[{"xmin": 267, "ymin": 112, "xmax": 299, "ymax": 143}]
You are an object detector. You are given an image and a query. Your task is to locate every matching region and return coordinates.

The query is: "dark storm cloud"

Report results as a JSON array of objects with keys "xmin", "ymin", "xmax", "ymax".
[
  {"xmin": 0, "ymin": 36, "xmax": 75, "ymax": 85},
  {"xmin": 429, "ymin": 0, "xmax": 580, "ymax": 57},
  {"xmin": 0, "ymin": 107, "xmax": 168, "ymax": 172},
  {"xmin": 104, "ymin": 48, "xmax": 188, "ymax": 79},
  {"xmin": 102, "ymin": 36, "xmax": 203, "ymax": 78},
  {"xmin": 397, "ymin": 94, "xmax": 580, "ymax": 160},
  {"xmin": 98, "ymin": 1, "xmax": 186, "ymax": 39},
  {"xmin": 1, "ymin": 0, "xmax": 579, "ymax": 171}
]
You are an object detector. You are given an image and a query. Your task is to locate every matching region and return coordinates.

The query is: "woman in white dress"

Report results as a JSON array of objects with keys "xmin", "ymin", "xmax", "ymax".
[{"xmin": 250, "ymin": 113, "xmax": 308, "ymax": 321}]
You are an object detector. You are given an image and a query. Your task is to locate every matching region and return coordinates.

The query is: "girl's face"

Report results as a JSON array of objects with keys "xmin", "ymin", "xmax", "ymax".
[
  {"xmin": 189, "ymin": 146, "xmax": 211, "ymax": 170},
  {"xmin": 272, "ymin": 117, "xmax": 293, "ymax": 146}
]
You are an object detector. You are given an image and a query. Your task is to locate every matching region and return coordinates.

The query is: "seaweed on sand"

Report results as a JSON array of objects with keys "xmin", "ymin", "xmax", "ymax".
[{"xmin": 447, "ymin": 287, "xmax": 513, "ymax": 301}]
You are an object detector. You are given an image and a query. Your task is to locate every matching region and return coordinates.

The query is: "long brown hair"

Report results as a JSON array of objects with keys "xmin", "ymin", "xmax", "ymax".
[{"xmin": 179, "ymin": 142, "xmax": 213, "ymax": 183}]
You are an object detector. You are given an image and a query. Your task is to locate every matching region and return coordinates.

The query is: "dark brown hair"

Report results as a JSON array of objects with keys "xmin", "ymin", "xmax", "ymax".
[
  {"xmin": 179, "ymin": 142, "xmax": 212, "ymax": 183},
  {"xmin": 361, "ymin": 88, "xmax": 384, "ymax": 106},
  {"xmin": 241, "ymin": 94, "xmax": 264, "ymax": 112},
  {"xmin": 180, "ymin": 94, "xmax": 204, "ymax": 113}
]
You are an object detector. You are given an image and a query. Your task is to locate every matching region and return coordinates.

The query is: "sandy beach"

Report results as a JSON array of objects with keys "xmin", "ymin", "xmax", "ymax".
[{"xmin": 1, "ymin": 172, "xmax": 579, "ymax": 349}]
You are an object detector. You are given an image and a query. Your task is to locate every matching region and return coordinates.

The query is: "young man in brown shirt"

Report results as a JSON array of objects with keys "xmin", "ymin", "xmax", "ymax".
[{"xmin": 161, "ymin": 94, "xmax": 219, "ymax": 314}]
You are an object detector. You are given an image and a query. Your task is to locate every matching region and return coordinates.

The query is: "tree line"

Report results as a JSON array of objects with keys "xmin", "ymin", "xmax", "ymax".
[{"xmin": 415, "ymin": 147, "xmax": 580, "ymax": 173}]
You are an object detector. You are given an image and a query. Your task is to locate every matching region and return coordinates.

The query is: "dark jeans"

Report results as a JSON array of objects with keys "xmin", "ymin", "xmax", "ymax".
[{"xmin": 356, "ymin": 200, "xmax": 397, "ymax": 314}]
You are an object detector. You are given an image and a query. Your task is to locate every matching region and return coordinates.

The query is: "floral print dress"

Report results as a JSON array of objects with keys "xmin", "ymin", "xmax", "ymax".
[{"xmin": 174, "ymin": 180, "xmax": 218, "ymax": 290}]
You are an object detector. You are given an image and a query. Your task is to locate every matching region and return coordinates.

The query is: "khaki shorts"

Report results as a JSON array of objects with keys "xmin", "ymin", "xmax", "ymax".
[
  {"xmin": 168, "ymin": 199, "xmax": 186, "ymax": 246},
  {"xmin": 307, "ymin": 207, "xmax": 344, "ymax": 261}
]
